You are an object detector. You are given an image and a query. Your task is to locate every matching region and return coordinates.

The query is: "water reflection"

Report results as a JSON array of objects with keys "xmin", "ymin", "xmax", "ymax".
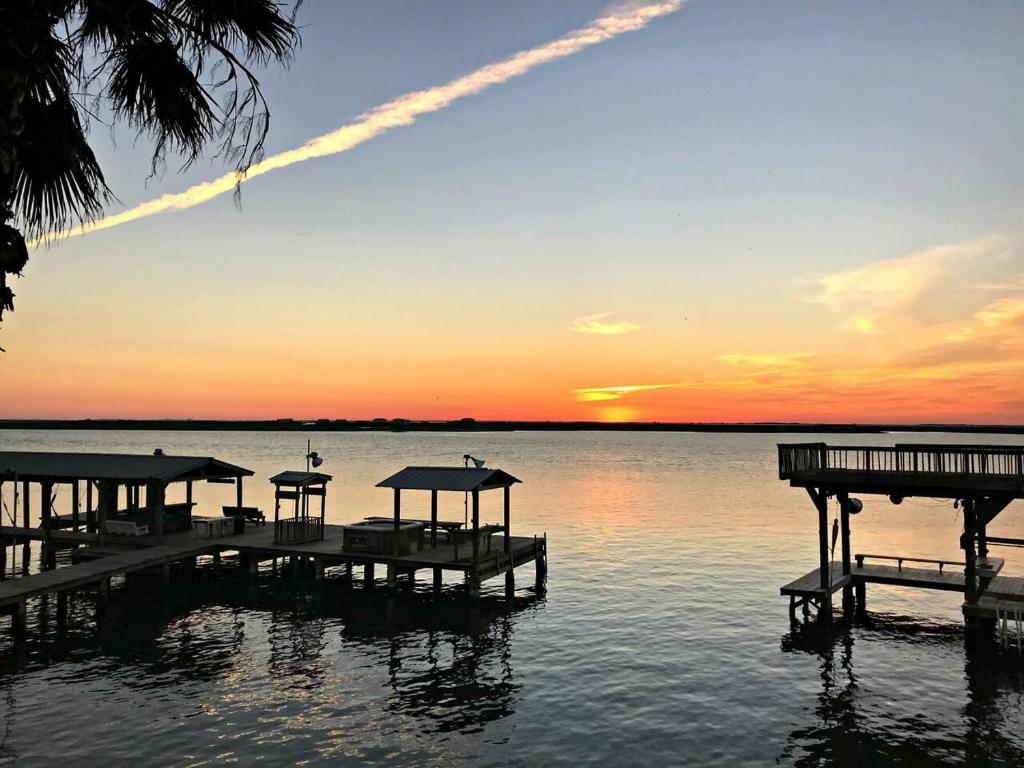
[
  {"xmin": 0, "ymin": 566, "xmax": 542, "ymax": 755},
  {"xmin": 780, "ymin": 615, "xmax": 1024, "ymax": 766}
]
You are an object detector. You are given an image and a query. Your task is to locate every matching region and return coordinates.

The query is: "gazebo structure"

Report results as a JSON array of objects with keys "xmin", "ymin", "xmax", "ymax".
[
  {"xmin": 778, "ymin": 442, "xmax": 1024, "ymax": 631},
  {"xmin": 0, "ymin": 451, "xmax": 253, "ymax": 571},
  {"xmin": 375, "ymin": 466, "xmax": 521, "ymax": 595},
  {"xmin": 271, "ymin": 471, "xmax": 332, "ymax": 545}
]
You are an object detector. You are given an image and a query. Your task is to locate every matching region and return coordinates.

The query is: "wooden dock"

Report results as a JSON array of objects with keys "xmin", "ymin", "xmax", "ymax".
[
  {"xmin": 0, "ymin": 522, "xmax": 547, "ymax": 636},
  {"xmin": 778, "ymin": 442, "xmax": 1024, "ymax": 630}
]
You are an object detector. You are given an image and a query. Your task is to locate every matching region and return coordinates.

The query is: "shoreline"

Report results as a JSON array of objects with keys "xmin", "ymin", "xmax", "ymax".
[{"xmin": 1, "ymin": 419, "xmax": 1024, "ymax": 434}]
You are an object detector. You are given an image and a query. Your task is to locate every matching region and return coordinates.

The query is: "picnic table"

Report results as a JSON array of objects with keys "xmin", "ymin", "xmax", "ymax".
[{"xmin": 192, "ymin": 516, "xmax": 232, "ymax": 539}]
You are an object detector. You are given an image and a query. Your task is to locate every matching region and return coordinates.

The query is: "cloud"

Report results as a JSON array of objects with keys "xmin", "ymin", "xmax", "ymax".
[
  {"xmin": 41, "ymin": 1, "xmax": 685, "ymax": 243},
  {"xmin": 571, "ymin": 312, "xmax": 642, "ymax": 335},
  {"xmin": 575, "ymin": 383, "xmax": 684, "ymax": 402},
  {"xmin": 717, "ymin": 352, "xmax": 812, "ymax": 367},
  {"xmin": 807, "ymin": 235, "xmax": 1014, "ymax": 335}
]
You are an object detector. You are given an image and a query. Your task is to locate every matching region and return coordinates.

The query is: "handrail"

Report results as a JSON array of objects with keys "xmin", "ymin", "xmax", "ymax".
[
  {"xmin": 854, "ymin": 552, "xmax": 960, "ymax": 573},
  {"xmin": 779, "ymin": 442, "xmax": 1024, "ymax": 480}
]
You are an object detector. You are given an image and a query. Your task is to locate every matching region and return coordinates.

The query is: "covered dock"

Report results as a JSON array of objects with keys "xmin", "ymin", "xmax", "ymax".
[
  {"xmin": 778, "ymin": 442, "xmax": 1024, "ymax": 630},
  {"xmin": 0, "ymin": 453, "xmax": 546, "ymax": 639}
]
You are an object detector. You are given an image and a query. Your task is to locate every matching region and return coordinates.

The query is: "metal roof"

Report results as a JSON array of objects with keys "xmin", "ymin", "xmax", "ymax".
[
  {"xmin": 376, "ymin": 466, "xmax": 521, "ymax": 492},
  {"xmin": 270, "ymin": 471, "xmax": 333, "ymax": 486},
  {"xmin": 0, "ymin": 451, "xmax": 253, "ymax": 484}
]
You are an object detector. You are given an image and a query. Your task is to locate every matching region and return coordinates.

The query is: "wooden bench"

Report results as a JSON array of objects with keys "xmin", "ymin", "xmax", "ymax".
[
  {"xmin": 105, "ymin": 520, "xmax": 149, "ymax": 537},
  {"xmin": 452, "ymin": 524, "xmax": 506, "ymax": 561},
  {"xmin": 222, "ymin": 506, "xmax": 266, "ymax": 526}
]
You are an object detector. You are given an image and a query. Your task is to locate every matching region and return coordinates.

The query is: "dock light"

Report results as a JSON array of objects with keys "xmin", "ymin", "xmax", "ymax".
[
  {"xmin": 305, "ymin": 439, "xmax": 324, "ymax": 471},
  {"xmin": 153, "ymin": 448, "xmax": 164, "ymax": 456},
  {"xmin": 848, "ymin": 498, "xmax": 863, "ymax": 514},
  {"xmin": 889, "ymin": 494, "xmax": 904, "ymax": 506}
]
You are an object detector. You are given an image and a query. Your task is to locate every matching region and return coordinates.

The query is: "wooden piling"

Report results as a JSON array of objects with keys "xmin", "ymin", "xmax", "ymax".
[{"xmin": 364, "ymin": 562, "xmax": 375, "ymax": 586}]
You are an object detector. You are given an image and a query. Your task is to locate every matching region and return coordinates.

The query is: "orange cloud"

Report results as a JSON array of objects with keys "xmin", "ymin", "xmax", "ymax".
[
  {"xmin": 571, "ymin": 313, "xmax": 642, "ymax": 335},
  {"xmin": 574, "ymin": 383, "xmax": 684, "ymax": 402}
]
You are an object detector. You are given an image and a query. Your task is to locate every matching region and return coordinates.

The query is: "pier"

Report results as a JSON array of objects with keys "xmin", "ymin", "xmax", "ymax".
[
  {"xmin": 0, "ymin": 452, "xmax": 547, "ymax": 638},
  {"xmin": 778, "ymin": 442, "xmax": 1024, "ymax": 631}
]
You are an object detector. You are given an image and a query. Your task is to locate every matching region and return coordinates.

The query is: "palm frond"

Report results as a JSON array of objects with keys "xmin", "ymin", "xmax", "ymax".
[
  {"xmin": 164, "ymin": 0, "xmax": 299, "ymax": 63},
  {"xmin": 10, "ymin": 92, "xmax": 110, "ymax": 241},
  {"xmin": 106, "ymin": 36, "xmax": 216, "ymax": 168}
]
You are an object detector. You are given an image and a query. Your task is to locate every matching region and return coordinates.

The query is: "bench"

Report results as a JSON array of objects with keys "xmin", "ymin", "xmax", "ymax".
[
  {"xmin": 452, "ymin": 524, "xmax": 506, "ymax": 561},
  {"xmin": 222, "ymin": 506, "xmax": 266, "ymax": 526},
  {"xmin": 105, "ymin": 520, "xmax": 149, "ymax": 537}
]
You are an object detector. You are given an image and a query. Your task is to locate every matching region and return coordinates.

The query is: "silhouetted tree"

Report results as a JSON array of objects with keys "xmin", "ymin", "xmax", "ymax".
[{"xmin": 0, "ymin": 0, "xmax": 301, "ymax": 344}]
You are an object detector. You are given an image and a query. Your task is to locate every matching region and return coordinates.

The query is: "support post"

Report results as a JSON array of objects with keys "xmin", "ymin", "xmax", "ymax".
[
  {"xmin": 807, "ymin": 488, "xmax": 830, "ymax": 593},
  {"xmin": 315, "ymin": 558, "xmax": 325, "ymax": 581},
  {"xmin": 97, "ymin": 480, "xmax": 115, "ymax": 547},
  {"xmin": 471, "ymin": 489, "xmax": 480, "ymax": 568},
  {"xmin": 838, "ymin": 492, "xmax": 854, "ymax": 616},
  {"xmin": 393, "ymin": 488, "xmax": 401, "ymax": 556},
  {"xmin": 72, "ymin": 480, "xmax": 81, "ymax": 532},
  {"xmin": 964, "ymin": 498, "xmax": 978, "ymax": 606},
  {"xmin": 151, "ymin": 481, "xmax": 166, "ymax": 544},
  {"xmin": 505, "ymin": 569, "xmax": 515, "ymax": 599},
  {"xmin": 387, "ymin": 564, "xmax": 397, "ymax": 591},
  {"xmin": 503, "ymin": 485, "xmax": 511, "ymax": 554},
  {"xmin": 160, "ymin": 562, "xmax": 171, "ymax": 589},
  {"xmin": 40, "ymin": 481, "xmax": 55, "ymax": 570},
  {"xmin": 236, "ymin": 476, "xmax": 243, "ymax": 511},
  {"xmin": 364, "ymin": 562, "xmax": 375, "ymax": 586},
  {"xmin": 433, "ymin": 567, "xmax": 442, "ymax": 592},
  {"xmin": 0, "ymin": 536, "xmax": 6, "ymax": 581},
  {"xmin": 430, "ymin": 489, "xmax": 438, "ymax": 548},
  {"xmin": 86, "ymin": 481, "xmax": 96, "ymax": 533}
]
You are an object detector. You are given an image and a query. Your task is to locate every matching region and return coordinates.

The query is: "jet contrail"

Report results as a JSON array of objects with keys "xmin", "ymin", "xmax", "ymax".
[{"xmin": 48, "ymin": 1, "xmax": 683, "ymax": 242}]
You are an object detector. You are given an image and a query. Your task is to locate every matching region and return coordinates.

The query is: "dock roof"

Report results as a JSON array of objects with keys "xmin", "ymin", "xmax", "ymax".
[
  {"xmin": 270, "ymin": 470, "xmax": 333, "ymax": 486},
  {"xmin": 376, "ymin": 466, "xmax": 521, "ymax": 492},
  {"xmin": 0, "ymin": 451, "xmax": 253, "ymax": 484}
]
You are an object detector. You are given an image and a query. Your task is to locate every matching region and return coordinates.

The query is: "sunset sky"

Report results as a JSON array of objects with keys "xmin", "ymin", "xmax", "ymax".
[{"xmin": 3, "ymin": 0, "xmax": 1024, "ymax": 423}]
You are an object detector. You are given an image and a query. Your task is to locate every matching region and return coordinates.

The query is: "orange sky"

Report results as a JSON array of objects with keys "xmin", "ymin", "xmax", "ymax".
[{"xmin": 5, "ymin": 235, "xmax": 1024, "ymax": 423}]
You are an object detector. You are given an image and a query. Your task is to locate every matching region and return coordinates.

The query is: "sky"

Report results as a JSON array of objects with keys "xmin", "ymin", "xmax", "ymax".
[{"xmin": 3, "ymin": 0, "xmax": 1024, "ymax": 423}]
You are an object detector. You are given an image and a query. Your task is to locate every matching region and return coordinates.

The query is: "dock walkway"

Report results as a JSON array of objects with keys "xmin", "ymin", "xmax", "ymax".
[{"xmin": 1, "ymin": 522, "xmax": 544, "ymax": 613}]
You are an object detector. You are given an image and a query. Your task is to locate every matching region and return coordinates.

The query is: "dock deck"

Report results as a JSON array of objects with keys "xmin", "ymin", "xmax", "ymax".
[
  {"xmin": 0, "ymin": 523, "xmax": 545, "ymax": 612},
  {"xmin": 781, "ymin": 556, "xmax": 1024, "ymax": 621}
]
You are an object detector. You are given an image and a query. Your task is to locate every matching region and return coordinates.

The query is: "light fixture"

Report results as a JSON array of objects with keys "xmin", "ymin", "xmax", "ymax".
[
  {"xmin": 888, "ymin": 494, "xmax": 903, "ymax": 506},
  {"xmin": 305, "ymin": 439, "xmax": 324, "ymax": 471},
  {"xmin": 848, "ymin": 497, "xmax": 863, "ymax": 514}
]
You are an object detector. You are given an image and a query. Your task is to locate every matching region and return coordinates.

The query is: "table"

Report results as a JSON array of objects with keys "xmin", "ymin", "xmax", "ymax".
[{"xmin": 192, "ymin": 517, "xmax": 231, "ymax": 539}]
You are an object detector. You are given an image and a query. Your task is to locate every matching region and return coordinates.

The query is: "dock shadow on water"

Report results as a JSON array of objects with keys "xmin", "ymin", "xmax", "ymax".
[
  {"xmin": 779, "ymin": 612, "xmax": 1024, "ymax": 767},
  {"xmin": 0, "ymin": 562, "xmax": 545, "ymax": 765}
]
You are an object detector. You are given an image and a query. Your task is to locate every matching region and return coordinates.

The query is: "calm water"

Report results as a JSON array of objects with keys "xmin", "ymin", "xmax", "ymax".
[{"xmin": 2, "ymin": 429, "xmax": 1024, "ymax": 766}]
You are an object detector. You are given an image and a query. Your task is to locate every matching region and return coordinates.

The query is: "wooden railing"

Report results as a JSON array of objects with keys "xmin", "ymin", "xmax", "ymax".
[
  {"xmin": 855, "ymin": 553, "xmax": 959, "ymax": 574},
  {"xmin": 274, "ymin": 517, "xmax": 323, "ymax": 545},
  {"xmin": 779, "ymin": 443, "xmax": 1024, "ymax": 480}
]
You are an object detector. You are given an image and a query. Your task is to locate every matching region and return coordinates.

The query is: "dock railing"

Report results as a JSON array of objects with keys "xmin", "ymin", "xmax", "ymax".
[
  {"xmin": 779, "ymin": 443, "xmax": 1024, "ymax": 480},
  {"xmin": 274, "ymin": 517, "xmax": 324, "ymax": 545}
]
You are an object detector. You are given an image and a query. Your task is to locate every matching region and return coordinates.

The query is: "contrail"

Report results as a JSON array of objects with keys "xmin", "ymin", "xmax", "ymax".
[{"xmin": 48, "ymin": 1, "xmax": 683, "ymax": 241}]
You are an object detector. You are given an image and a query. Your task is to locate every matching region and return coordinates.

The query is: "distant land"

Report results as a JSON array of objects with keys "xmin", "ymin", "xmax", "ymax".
[{"xmin": 1, "ymin": 418, "xmax": 1024, "ymax": 434}]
